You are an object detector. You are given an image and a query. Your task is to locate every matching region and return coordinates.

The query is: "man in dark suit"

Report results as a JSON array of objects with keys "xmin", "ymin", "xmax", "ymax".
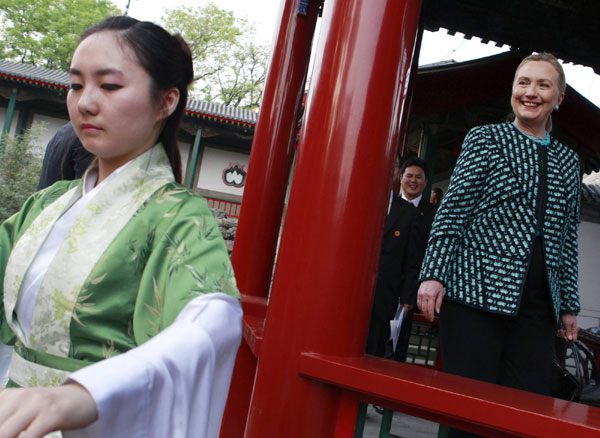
[
  {"xmin": 366, "ymin": 156, "xmax": 436, "ymax": 361},
  {"xmin": 38, "ymin": 121, "xmax": 94, "ymax": 190}
]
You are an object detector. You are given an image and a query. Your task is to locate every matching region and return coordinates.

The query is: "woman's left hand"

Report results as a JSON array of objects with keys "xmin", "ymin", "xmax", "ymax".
[
  {"xmin": 559, "ymin": 313, "xmax": 579, "ymax": 342},
  {"xmin": 0, "ymin": 382, "xmax": 98, "ymax": 438}
]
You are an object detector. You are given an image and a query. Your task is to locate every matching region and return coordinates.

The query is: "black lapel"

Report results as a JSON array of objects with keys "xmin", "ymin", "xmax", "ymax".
[{"xmin": 384, "ymin": 197, "xmax": 400, "ymax": 234}]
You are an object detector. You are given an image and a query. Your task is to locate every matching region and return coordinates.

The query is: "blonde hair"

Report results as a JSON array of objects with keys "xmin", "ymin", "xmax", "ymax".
[{"xmin": 513, "ymin": 53, "xmax": 566, "ymax": 132}]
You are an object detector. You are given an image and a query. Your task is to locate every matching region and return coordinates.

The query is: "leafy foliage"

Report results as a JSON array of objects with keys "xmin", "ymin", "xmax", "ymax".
[
  {"xmin": 0, "ymin": 126, "xmax": 44, "ymax": 223},
  {"xmin": 162, "ymin": 3, "xmax": 269, "ymax": 110},
  {"xmin": 0, "ymin": 0, "xmax": 120, "ymax": 70}
]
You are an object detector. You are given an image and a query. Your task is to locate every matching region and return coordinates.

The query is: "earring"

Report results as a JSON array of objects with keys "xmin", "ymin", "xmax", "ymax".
[{"xmin": 555, "ymin": 105, "xmax": 559, "ymax": 110}]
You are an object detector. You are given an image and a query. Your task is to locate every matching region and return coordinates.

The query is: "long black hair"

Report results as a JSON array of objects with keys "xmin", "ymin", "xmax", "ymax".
[{"xmin": 79, "ymin": 16, "xmax": 194, "ymax": 182}]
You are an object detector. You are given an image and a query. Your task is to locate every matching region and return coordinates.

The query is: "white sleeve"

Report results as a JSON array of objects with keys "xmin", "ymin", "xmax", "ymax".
[{"xmin": 63, "ymin": 293, "xmax": 243, "ymax": 438}]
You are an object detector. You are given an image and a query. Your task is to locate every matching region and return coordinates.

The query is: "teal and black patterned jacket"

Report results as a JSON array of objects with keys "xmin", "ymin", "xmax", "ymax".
[{"xmin": 419, "ymin": 123, "xmax": 581, "ymax": 320}]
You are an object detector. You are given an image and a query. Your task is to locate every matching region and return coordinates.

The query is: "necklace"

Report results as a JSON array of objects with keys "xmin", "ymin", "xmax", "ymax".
[{"xmin": 512, "ymin": 123, "xmax": 550, "ymax": 145}]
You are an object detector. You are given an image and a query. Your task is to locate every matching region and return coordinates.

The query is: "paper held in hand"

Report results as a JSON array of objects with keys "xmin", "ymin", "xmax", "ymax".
[{"xmin": 389, "ymin": 304, "xmax": 405, "ymax": 353}]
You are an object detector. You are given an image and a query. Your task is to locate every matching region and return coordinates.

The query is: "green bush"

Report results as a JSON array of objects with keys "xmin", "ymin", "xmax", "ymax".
[{"xmin": 0, "ymin": 126, "xmax": 44, "ymax": 223}]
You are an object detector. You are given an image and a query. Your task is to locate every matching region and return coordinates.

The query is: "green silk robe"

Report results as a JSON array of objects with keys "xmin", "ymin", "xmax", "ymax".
[{"xmin": 0, "ymin": 145, "xmax": 239, "ymax": 388}]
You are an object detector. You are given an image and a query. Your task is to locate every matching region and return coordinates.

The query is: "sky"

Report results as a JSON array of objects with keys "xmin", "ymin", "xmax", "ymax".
[
  {"xmin": 111, "ymin": 0, "xmax": 280, "ymax": 44},
  {"xmin": 110, "ymin": 0, "xmax": 600, "ymax": 108}
]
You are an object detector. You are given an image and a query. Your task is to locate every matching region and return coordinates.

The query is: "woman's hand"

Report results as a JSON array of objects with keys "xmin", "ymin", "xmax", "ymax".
[
  {"xmin": 417, "ymin": 280, "xmax": 444, "ymax": 322},
  {"xmin": 0, "ymin": 382, "xmax": 98, "ymax": 438},
  {"xmin": 559, "ymin": 313, "xmax": 579, "ymax": 342}
]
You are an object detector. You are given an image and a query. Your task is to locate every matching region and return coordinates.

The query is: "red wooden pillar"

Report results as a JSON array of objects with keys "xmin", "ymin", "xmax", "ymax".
[
  {"xmin": 245, "ymin": 0, "xmax": 422, "ymax": 436},
  {"xmin": 230, "ymin": 0, "xmax": 320, "ymax": 297},
  {"xmin": 221, "ymin": 0, "xmax": 320, "ymax": 436}
]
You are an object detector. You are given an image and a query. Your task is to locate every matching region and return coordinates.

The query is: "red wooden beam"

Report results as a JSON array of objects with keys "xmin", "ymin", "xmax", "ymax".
[
  {"xmin": 230, "ymin": 0, "xmax": 320, "ymax": 300},
  {"xmin": 299, "ymin": 353, "xmax": 600, "ymax": 437}
]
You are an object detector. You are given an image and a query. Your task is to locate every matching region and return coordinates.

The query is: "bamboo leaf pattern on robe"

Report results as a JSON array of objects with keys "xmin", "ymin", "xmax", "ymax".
[
  {"xmin": 52, "ymin": 288, "xmax": 75, "ymax": 332},
  {"xmin": 72, "ymin": 273, "xmax": 106, "ymax": 326},
  {"xmin": 185, "ymin": 262, "xmax": 237, "ymax": 297},
  {"xmin": 66, "ymin": 215, "xmax": 91, "ymax": 254},
  {"xmin": 39, "ymin": 187, "xmax": 65, "ymax": 209},
  {"xmin": 186, "ymin": 264, "xmax": 212, "ymax": 294},
  {"xmin": 218, "ymin": 262, "xmax": 238, "ymax": 296},
  {"xmin": 29, "ymin": 374, "xmax": 38, "ymax": 387},
  {"xmin": 72, "ymin": 290, "xmax": 101, "ymax": 327},
  {"xmin": 127, "ymin": 230, "xmax": 155, "ymax": 275},
  {"xmin": 193, "ymin": 217, "xmax": 217, "ymax": 241},
  {"xmin": 144, "ymin": 277, "xmax": 165, "ymax": 336},
  {"xmin": 102, "ymin": 339, "xmax": 115, "ymax": 359},
  {"xmin": 165, "ymin": 233, "xmax": 189, "ymax": 277},
  {"xmin": 154, "ymin": 187, "xmax": 186, "ymax": 204}
]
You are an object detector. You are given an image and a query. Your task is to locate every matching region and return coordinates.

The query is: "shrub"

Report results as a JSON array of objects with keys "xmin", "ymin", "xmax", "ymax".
[{"xmin": 0, "ymin": 126, "xmax": 44, "ymax": 223}]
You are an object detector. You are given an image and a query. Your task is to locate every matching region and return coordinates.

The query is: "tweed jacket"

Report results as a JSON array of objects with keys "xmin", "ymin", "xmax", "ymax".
[{"xmin": 420, "ymin": 123, "xmax": 581, "ymax": 319}]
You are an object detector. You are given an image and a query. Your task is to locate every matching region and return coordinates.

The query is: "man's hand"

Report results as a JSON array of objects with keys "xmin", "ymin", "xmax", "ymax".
[
  {"xmin": 0, "ymin": 383, "xmax": 98, "ymax": 438},
  {"xmin": 559, "ymin": 313, "xmax": 578, "ymax": 342},
  {"xmin": 417, "ymin": 280, "xmax": 444, "ymax": 322}
]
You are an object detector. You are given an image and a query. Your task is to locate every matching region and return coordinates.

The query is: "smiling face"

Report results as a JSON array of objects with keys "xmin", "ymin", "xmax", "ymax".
[
  {"xmin": 511, "ymin": 60, "xmax": 565, "ymax": 135},
  {"xmin": 400, "ymin": 165, "xmax": 426, "ymax": 200},
  {"xmin": 67, "ymin": 31, "xmax": 169, "ymax": 179}
]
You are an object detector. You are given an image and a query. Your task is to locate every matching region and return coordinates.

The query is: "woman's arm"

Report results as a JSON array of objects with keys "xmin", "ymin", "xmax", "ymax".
[
  {"xmin": 558, "ymin": 164, "xmax": 581, "ymax": 316},
  {"xmin": 418, "ymin": 127, "xmax": 491, "ymax": 318},
  {"xmin": 0, "ymin": 382, "xmax": 97, "ymax": 438},
  {"xmin": 69, "ymin": 193, "xmax": 242, "ymax": 438},
  {"xmin": 0, "ymin": 294, "xmax": 242, "ymax": 438},
  {"xmin": 417, "ymin": 280, "xmax": 444, "ymax": 322},
  {"xmin": 67, "ymin": 293, "xmax": 242, "ymax": 438},
  {"xmin": 419, "ymin": 127, "xmax": 490, "ymax": 285}
]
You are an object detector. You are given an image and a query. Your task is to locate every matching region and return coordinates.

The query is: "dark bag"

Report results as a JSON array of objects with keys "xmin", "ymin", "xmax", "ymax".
[
  {"xmin": 551, "ymin": 340, "xmax": 583, "ymax": 401},
  {"xmin": 551, "ymin": 338, "xmax": 600, "ymax": 405}
]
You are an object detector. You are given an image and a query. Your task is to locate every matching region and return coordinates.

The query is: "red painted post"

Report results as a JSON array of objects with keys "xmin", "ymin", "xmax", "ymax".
[
  {"xmin": 230, "ymin": 0, "xmax": 320, "ymax": 299},
  {"xmin": 398, "ymin": 14, "xmax": 425, "ymax": 158},
  {"xmin": 333, "ymin": 393, "xmax": 361, "ymax": 438},
  {"xmin": 221, "ymin": 1, "xmax": 320, "ymax": 436},
  {"xmin": 245, "ymin": 0, "xmax": 422, "ymax": 436}
]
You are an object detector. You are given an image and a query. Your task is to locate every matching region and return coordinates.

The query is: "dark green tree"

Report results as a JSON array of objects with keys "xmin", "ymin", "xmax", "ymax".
[
  {"xmin": 162, "ymin": 3, "xmax": 269, "ymax": 110},
  {"xmin": 0, "ymin": 0, "xmax": 120, "ymax": 70}
]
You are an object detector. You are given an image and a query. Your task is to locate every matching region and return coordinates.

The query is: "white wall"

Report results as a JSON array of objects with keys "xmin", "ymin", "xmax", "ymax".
[
  {"xmin": 179, "ymin": 140, "xmax": 193, "ymax": 184},
  {"xmin": 180, "ymin": 141, "xmax": 191, "ymax": 176},
  {"xmin": 30, "ymin": 114, "xmax": 69, "ymax": 152},
  {"xmin": 0, "ymin": 110, "xmax": 67, "ymax": 155},
  {"xmin": 2, "ymin": 107, "xmax": 250, "ymax": 199},
  {"xmin": 577, "ymin": 220, "xmax": 600, "ymax": 329},
  {"xmin": 196, "ymin": 146, "xmax": 249, "ymax": 197}
]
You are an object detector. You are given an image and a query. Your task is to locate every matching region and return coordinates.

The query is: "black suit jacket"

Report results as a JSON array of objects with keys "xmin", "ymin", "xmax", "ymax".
[
  {"xmin": 38, "ymin": 122, "xmax": 94, "ymax": 190},
  {"xmin": 371, "ymin": 196, "xmax": 436, "ymax": 322}
]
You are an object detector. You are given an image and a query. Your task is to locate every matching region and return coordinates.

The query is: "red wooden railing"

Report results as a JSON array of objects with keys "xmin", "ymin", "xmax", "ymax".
[
  {"xmin": 204, "ymin": 196, "xmax": 241, "ymax": 218},
  {"xmin": 221, "ymin": 0, "xmax": 600, "ymax": 437}
]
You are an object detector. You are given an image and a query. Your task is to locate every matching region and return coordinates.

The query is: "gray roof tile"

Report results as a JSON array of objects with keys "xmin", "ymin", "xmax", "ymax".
[
  {"xmin": 0, "ymin": 59, "xmax": 256, "ymax": 126},
  {"xmin": 582, "ymin": 183, "xmax": 600, "ymax": 205}
]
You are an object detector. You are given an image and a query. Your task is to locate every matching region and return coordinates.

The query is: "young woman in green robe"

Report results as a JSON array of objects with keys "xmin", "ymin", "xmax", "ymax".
[{"xmin": 0, "ymin": 16, "xmax": 242, "ymax": 438}]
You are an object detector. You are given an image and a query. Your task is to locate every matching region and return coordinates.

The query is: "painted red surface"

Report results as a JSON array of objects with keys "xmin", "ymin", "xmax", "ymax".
[
  {"xmin": 222, "ymin": 0, "xmax": 600, "ymax": 436},
  {"xmin": 221, "ymin": 0, "xmax": 320, "ymax": 435},
  {"xmin": 243, "ymin": 0, "xmax": 422, "ymax": 435},
  {"xmin": 204, "ymin": 196, "xmax": 241, "ymax": 218},
  {"xmin": 300, "ymin": 353, "xmax": 600, "ymax": 437}
]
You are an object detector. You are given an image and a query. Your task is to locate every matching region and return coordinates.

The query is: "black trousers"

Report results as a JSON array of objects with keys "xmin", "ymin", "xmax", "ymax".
[{"xmin": 440, "ymin": 239, "xmax": 557, "ymax": 437}]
